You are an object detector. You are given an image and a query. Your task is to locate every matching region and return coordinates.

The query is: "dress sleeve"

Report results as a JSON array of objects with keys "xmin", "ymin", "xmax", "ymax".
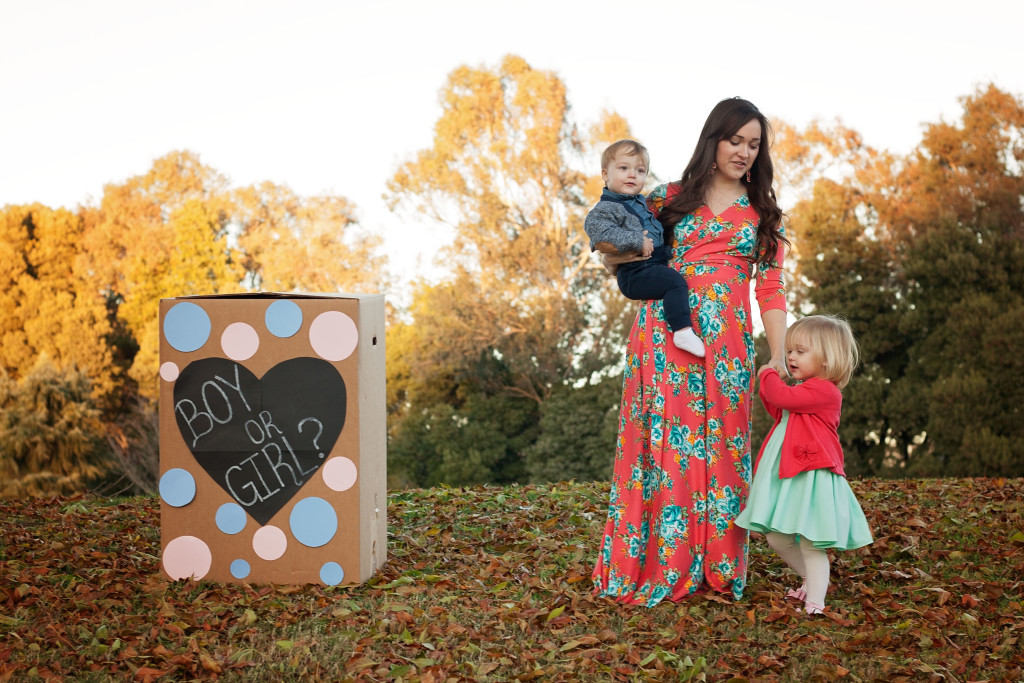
[
  {"xmin": 646, "ymin": 184, "xmax": 668, "ymax": 219},
  {"xmin": 754, "ymin": 222, "xmax": 787, "ymax": 314}
]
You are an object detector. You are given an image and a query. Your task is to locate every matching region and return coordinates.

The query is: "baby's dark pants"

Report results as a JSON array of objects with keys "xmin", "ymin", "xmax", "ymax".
[{"xmin": 616, "ymin": 245, "xmax": 693, "ymax": 332}]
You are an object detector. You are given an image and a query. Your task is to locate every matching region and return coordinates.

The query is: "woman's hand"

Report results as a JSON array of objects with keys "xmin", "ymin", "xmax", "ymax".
[
  {"xmin": 598, "ymin": 232, "xmax": 651, "ymax": 274},
  {"xmin": 760, "ymin": 309, "xmax": 789, "ymax": 378},
  {"xmin": 766, "ymin": 356, "xmax": 789, "ymax": 378},
  {"xmin": 757, "ymin": 359, "xmax": 787, "ymax": 379},
  {"xmin": 601, "ymin": 250, "xmax": 649, "ymax": 275}
]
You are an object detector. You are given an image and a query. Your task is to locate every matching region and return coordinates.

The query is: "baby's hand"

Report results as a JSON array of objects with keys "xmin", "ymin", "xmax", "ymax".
[
  {"xmin": 641, "ymin": 235, "xmax": 654, "ymax": 258},
  {"xmin": 757, "ymin": 364, "xmax": 775, "ymax": 379}
]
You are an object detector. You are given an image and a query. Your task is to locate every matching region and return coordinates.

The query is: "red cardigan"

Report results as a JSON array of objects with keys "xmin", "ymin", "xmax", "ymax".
[{"xmin": 755, "ymin": 369, "xmax": 846, "ymax": 478}]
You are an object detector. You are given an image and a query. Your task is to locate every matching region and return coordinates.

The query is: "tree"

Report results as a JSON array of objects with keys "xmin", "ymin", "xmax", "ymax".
[
  {"xmin": 387, "ymin": 55, "xmax": 632, "ymax": 401},
  {"xmin": 82, "ymin": 151, "xmax": 387, "ymax": 399},
  {"xmin": 1, "ymin": 152, "xmax": 386, "ymax": 496},
  {"xmin": 384, "ymin": 55, "xmax": 636, "ymax": 486},
  {"xmin": 892, "ymin": 85, "xmax": 1024, "ymax": 475},
  {"xmin": 524, "ymin": 378, "xmax": 620, "ymax": 484},
  {"xmin": 388, "ymin": 390, "xmax": 538, "ymax": 489},
  {"xmin": 80, "ymin": 150, "xmax": 234, "ymax": 304},
  {"xmin": 0, "ymin": 358, "xmax": 109, "ymax": 497},
  {"xmin": 116, "ymin": 198, "xmax": 246, "ymax": 395},
  {"xmin": 785, "ymin": 84, "xmax": 1024, "ymax": 475},
  {"xmin": 80, "ymin": 151, "xmax": 241, "ymax": 398},
  {"xmin": 385, "ymin": 280, "xmax": 541, "ymax": 488},
  {"xmin": 0, "ymin": 204, "xmax": 115, "ymax": 403},
  {"xmin": 233, "ymin": 182, "xmax": 389, "ymax": 293},
  {"xmin": 783, "ymin": 176, "xmax": 909, "ymax": 474},
  {"xmin": 921, "ymin": 293, "xmax": 1024, "ymax": 475},
  {"xmin": 772, "ymin": 118, "xmax": 874, "ymax": 205}
]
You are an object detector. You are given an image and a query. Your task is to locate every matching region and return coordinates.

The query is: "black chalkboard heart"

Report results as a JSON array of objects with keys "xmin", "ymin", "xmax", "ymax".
[{"xmin": 173, "ymin": 357, "xmax": 346, "ymax": 526}]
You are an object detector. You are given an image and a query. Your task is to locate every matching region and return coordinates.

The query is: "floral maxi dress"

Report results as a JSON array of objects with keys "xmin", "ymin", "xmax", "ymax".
[{"xmin": 592, "ymin": 182, "xmax": 787, "ymax": 605}]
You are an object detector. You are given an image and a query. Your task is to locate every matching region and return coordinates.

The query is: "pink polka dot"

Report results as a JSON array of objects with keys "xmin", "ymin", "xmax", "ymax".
[
  {"xmin": 221, "ymin": 322, "xmax": 260, "ymax": 361},
  {"xmin": 323, "ymin": 457, "xmax": 358, "ymax": 492},
  {"xmin": 160, "ymin": 362, "xmax": 180, "ymax": 382},
  {"xmin": 162, "ymin": 536, "xmax": 212, "ymax": 580},
  {"xmin": 309, "ymin": 311, "xmax": 358, "ymax": 362},
  {"xmin": 253, "ymin": 525, "xmax": 287, "ymax": 560}
]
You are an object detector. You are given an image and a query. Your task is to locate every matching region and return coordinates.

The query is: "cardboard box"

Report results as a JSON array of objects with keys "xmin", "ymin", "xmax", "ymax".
[{"xmin": 157, "ymin": 292, "xmax": 386, "ymax": 585}]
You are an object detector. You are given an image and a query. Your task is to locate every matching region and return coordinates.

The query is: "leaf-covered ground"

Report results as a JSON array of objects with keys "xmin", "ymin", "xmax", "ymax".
[{"xmin": 1, "ymin": 478, "xmax": 1022, "ymax": 682}]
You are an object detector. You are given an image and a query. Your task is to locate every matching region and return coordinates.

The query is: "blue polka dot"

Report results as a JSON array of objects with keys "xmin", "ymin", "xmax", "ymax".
[
  {"xmin": 320, "ymin": 562, "xmax": 345, "ymax": 586},
  {"xmin": 164, "ymin": 302, "xmax": 212, "ymax": 352},
  {"xmin": 265, "ymin": 300, "xmax": 303, "ymax": 338},
  {"xmin": 230, "ymin": 559, "xmax": 251, "ymax": 579},
  {"xmin": 159, "ymin": 468, "xmax": 196, "ymax": 507},
  {"xmin": 215, "ymin": 503, "xmax": 247, "ymax": 534},
  {"xmin": 289, "ymin": 497, "xmax": 338, "ymax": 548}
]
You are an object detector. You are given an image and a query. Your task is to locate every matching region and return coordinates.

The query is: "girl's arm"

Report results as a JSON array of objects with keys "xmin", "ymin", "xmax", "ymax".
[
  {"xmin": 759, "ymin": 370, "xmax": 839, "ymax": 414},
  {"xmin": 758, "ymin": 377, "xmax": 784, "ymax": 422}
]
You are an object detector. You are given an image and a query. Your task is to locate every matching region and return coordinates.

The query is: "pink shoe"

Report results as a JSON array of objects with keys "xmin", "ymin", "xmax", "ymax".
[
  {"xmin": 804, "ymin": 601, "xmax": 825, "ymax": 615},
  {"xmin": 785, "ymin": 586, "xmax": 807, "ymax": 602}
]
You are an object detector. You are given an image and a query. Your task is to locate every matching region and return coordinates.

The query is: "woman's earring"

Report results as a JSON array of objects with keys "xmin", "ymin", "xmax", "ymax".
[
  {"xmin": 746, "ymin": 170, "xmax": 752, "ymax": 183},
  {"xmin": 709, "ymin": 163, "xmax": 717, "ymax": 176}
]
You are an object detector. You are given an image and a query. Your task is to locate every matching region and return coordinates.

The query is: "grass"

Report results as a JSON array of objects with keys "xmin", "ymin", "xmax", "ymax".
[{"xmin": 1, "ymin": 478, "xmax": 1022, "ymax": 681}]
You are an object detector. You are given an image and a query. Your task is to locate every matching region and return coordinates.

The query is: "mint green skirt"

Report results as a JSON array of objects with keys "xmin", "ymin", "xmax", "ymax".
[{"xmin": 736, "ymin": 412, "xmax": 873, "ymax": 550}]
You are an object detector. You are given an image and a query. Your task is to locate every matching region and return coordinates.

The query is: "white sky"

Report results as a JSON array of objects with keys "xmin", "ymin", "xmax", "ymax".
[{"xmin": 2, "ymin": 0, "xmax": 1021, "ymax": 301}]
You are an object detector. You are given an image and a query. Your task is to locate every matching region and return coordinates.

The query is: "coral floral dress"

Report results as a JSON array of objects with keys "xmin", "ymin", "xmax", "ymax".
[{"xmin": 592, "ymin": 182, "xmax": 787, "ymax": 605}]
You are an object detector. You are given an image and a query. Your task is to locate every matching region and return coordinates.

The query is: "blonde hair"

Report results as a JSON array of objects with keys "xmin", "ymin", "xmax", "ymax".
[
  {"xmin": 601, "ymin": 139, "xmax": 650, "ymax": 171},
  {"xmin": 786, "ymin": 314, "xmax": 859, "ymax": 388}
]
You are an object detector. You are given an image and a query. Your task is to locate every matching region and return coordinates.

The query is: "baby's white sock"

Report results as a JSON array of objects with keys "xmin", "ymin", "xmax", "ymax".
[{"xmin": 673, "ymin": 327, "xmax": 706, "ymax": 357}]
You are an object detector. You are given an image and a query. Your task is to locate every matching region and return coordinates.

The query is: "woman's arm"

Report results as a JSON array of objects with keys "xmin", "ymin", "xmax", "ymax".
[
  {"xmin": 754, "ymin": 222, "xmax": 788, "ymax": 374},
  {"xmin": 600, "ymin": 239, "xmax": 651, "ymax": 275},
  {"xmin": 761, "ymin": 308, "xmax": 788, "ymax": 376}
]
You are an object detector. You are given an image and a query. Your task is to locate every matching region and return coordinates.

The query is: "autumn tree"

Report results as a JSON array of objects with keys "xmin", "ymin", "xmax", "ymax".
[
  {"xmin": 0, "ymin": 204, "xmax": 115, "ymax": 402},
  {"xmin": 47, "ymin": 151, "xmax": 383, "ymax": 495},
  {"xmin": 233, "ymin": 183, "xmax": 389, "ymax": 294},
  {"xmin": 784, "ymin": 85, "xmax": 1024, "ymax": 476},
  {"xmin": 79, "ymin": 151, "xmax": 241, "ymax": 398},
  {"xmin": 124, "ymin": 198, "xmax": 246, "ymax": 395},
  {"xmin": 81, "ymin": 151, "xmax": 387, "ymax": 400},
  {"xmin": 385, "ymin": 55, "xmax": 634, "ymax": 486},
  {"xmin": 0, "ymin": 358, "xmax": 110, "ymax": 497},
  {"xmin": 891, "ymin": 85, "xmax": 1024, "ymax": 475}
]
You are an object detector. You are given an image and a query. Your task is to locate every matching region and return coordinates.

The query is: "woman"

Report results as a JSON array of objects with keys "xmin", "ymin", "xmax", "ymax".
[{"xmin": 592, "ymin": 97, "xmax": 789, "ymax": 605}]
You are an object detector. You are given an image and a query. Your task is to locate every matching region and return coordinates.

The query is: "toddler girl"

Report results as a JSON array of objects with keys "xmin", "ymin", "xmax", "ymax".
[{"xmin": 735, "ymin": 314, "xmax": 873, "ymax": 614}]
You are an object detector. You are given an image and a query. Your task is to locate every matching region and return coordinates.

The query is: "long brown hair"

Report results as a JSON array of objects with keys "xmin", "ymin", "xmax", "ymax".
[{"xmin": 659, "ymin": 97, "xmax": 788, "ymax": 268}]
